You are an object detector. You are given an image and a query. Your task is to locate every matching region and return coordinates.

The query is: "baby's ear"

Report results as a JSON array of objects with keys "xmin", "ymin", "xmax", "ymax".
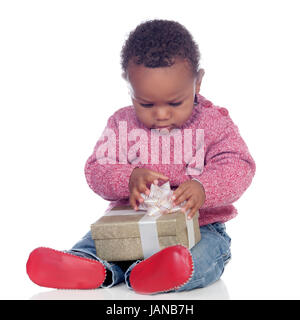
[
  {"xmin": 121, "ymin": 71, "xmax": 128, "ymax": 81},
  {"xmin": 195, "ymin": 68, "xmax": 205, "ymax": 90},
  {"xmin": 198, "ymin": 68, "xmax": 205, "ymax": 81}
]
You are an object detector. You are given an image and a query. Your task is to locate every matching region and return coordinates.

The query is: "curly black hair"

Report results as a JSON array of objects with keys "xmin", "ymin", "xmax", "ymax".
[{"xmin": 121, "ymin": 19, "xmax": 201, "ymax": 77}]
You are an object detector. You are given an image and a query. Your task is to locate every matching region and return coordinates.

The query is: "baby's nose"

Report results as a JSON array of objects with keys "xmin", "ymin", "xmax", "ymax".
[{"xmin": 154, "ymin": 107, "xmax": 171, "ymax": 121}]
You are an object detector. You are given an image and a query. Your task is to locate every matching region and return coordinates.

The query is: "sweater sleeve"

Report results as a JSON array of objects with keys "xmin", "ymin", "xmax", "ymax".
[
  {"xmin": 84, "ymin": 113, "xmax": 143, "ymax": 201},
  {"xmin": 187, "ymin": 112, "xmax": 256, "ymax": 209}
]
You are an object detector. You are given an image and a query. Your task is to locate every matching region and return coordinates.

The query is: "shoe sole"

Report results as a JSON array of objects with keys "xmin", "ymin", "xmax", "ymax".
[
  {"xmin": 26, "ymin": 247, "xmax": 106, "ymax": 289},
  {"xmin": 129, "ymin": 245, "xmax": 194, "ymax": 294}
]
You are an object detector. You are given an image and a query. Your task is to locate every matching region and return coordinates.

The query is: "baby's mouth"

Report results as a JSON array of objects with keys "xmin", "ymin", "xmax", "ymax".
[
  {"xmin": 151, "ymin": 126, "xmax": 175, "ymax": 134},
  {"xmin": 152, "ymin": 125, "xmax": 174, "ymax": 130}
]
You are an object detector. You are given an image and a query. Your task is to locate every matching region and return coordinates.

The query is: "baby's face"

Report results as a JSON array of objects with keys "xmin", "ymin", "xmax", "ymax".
[{"xmin": 125, "ymin": 58, "xmax": 203, "ymax": 131}]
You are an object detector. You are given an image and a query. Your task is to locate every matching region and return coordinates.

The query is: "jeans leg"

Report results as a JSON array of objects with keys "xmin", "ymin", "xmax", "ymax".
[
  {"xmin": 123, "ymin": 223, "xmax": 231, "ymax": 293},
  {"xmin": 175, "ymin": 222, "xmax": 231, "ymax": 292},
  {"xmin": 124, "ymin": 260, "xmax": 142, "ymax": 290},
  {"xmin": 67, "ymin": 230, "xmax": 125, "ymax": 288}
]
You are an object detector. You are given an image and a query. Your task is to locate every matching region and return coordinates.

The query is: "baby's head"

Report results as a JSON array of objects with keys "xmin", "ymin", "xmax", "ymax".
[{"xmin": 121, "ymin": 19, "xmax": 204, "ymax": 130}]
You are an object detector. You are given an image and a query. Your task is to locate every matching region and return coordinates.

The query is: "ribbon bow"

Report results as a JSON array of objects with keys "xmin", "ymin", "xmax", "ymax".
[{"xmin": 138, "ymin": 181, "xmax": 185, "ymax": 217}]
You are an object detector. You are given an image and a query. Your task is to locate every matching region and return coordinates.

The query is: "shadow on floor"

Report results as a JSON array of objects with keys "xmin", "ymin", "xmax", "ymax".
[{"xmin": 30, "ymin": 279, "xmax": 230, "ymax": 300}]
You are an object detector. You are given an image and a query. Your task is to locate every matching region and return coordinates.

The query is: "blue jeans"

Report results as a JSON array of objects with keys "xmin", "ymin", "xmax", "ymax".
[{"xmin": 68, "ymin": 222, "xmax": 231, "ymax": 293}]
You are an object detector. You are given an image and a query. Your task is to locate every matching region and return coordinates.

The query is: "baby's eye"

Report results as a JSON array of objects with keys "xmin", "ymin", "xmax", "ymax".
[
  {"xmin": 140, "ymin": 102, "xmax": 182, "ymax": 108},
  {"xmin": 140, "ymin": 103, "xmax": 153, "ymax": 108},
  {"xmin": 169, "ymin": 102, "xmax": 182, "ymax": 107}
]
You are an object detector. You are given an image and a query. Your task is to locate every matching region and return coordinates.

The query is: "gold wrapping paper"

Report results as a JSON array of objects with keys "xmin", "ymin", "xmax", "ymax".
[{"xmin": 90, "ymin": 205, "xmax": 201, "ymax": 261}]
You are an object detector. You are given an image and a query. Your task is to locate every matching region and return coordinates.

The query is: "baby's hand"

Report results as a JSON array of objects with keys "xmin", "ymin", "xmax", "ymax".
[
  {"xmin": 129, "ymin": 168, "xmax": 169, "ymax": 211},
  {"xmin": 171, "ymin": 180, "xmax": 206, "ymax": 219}
]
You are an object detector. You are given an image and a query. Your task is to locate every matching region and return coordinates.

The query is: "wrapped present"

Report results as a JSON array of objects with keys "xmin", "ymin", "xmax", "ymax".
[{"xmin": 90, "ymin": 181, "xmax": 201, "ymax": 261}]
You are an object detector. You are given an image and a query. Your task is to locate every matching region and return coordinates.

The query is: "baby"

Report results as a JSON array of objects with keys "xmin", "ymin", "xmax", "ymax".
[{"xmin": 26, "ymin": 19, "xmax": 256, "ymax": 294}]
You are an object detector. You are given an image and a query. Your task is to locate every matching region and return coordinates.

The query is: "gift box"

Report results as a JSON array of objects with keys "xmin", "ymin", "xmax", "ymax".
[{"xmin": 90, "ymin": 182, "xmax": 201, "ymax": 261}]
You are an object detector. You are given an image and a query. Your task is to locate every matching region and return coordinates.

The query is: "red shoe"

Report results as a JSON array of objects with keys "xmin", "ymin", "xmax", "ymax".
[
  {"xmin": 129, "ymin": 245, "xmax": 194, "ymax": 294},
  {"xmin": 26, "ymin": 247, "xmax": 106, "ymax": 289}
]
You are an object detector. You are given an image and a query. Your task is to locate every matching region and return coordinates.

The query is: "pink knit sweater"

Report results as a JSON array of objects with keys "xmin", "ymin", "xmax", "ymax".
[{"xmin": 84, "ymin": 93, "xmax": 256, "ymax": 226}]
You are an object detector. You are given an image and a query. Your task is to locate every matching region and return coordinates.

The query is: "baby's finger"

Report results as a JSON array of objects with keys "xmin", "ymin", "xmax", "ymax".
[
  {"xmin": 173, "ymin": 188, "xmax": 190, "ymax": 206},
  {"xmin": 171, "ymin": 184, "xmax": 186, "ymax": 201},
  {"xmin": 186, "ymin": 207, "xmax": 198, "ymax": 220},
  {"xmin": 129, "ymin": 189, "xmax": 141, "ymax": 210},
  {"xmin": 181, "ymin": 198, "xmax": 195, "ymax": 215},
  {"xmin": 129, "ymin": 195, "xmax": 138, "ymax": 211},
  {"xmin": 151, "ymin": 171, "xmax": 169, "ymax": 182},
  {"xmin": 138, "ymin": 183, "xmax": 151, "ymax": 198},
  {"xmin": 146, "ymin": 176, "xmax": 168, "ymax": 187}
]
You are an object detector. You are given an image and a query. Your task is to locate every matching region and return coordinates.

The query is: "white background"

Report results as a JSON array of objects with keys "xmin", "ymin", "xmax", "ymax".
[{"xmin": 1, "ymin": 0, "xmax": 300, "ymax": 300}]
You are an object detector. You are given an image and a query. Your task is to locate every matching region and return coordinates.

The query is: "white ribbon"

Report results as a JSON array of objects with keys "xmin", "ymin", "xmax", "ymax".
[
  {"xmin": 138, "ymin": 214, "xmax": 161, "ymax": 259},
  {"xmin": 105, "ymin": 207, "xmax": 161, "ymax": 259},
  {"xmin": 185, "ymin": 210, "xmax": 195, "ymax": 250},
  {"xmin": 105, "ymin": 181, "xmax": 196, "ymax": 258},
  {"xmin": 138, "ymin": 181, "xmax": 183, "ymax": 216},
  {"xmin": 138, "ymin": 181, "xmax": 196, "ymax": 255}
]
